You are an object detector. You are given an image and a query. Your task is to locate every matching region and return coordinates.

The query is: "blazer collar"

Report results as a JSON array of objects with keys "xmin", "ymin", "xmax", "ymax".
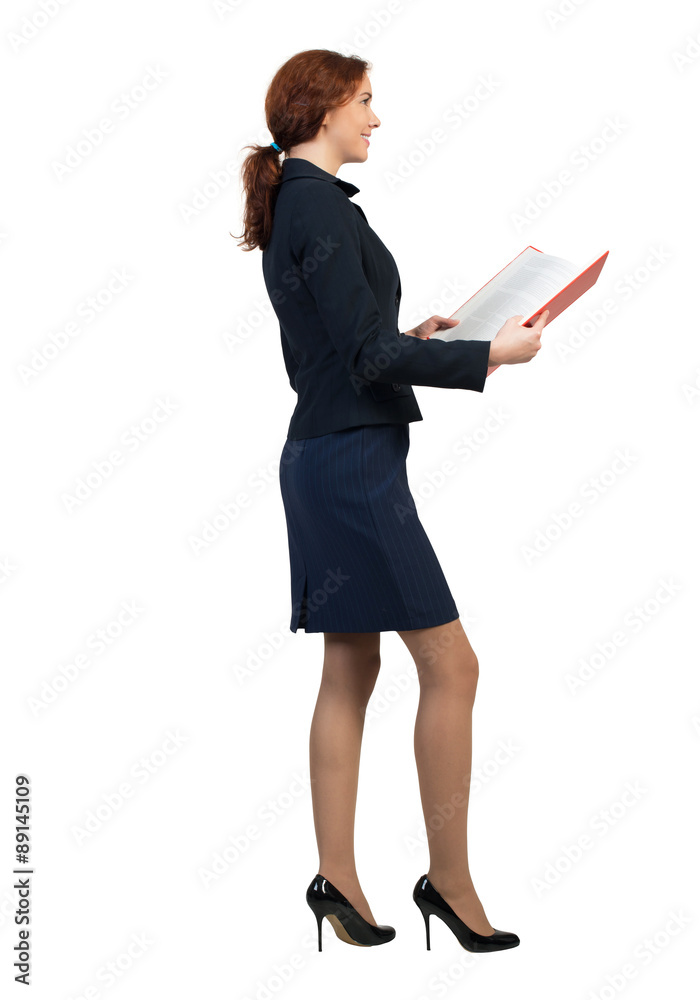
[{"xmin": 279, "ymin": 156, "xmax": 360, "ymax": 199}]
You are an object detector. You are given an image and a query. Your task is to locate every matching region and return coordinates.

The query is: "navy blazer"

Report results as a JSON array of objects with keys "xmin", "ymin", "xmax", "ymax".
[{"xmin": 262, "ymin": 156, "xmax": 491, "ymax": 440}]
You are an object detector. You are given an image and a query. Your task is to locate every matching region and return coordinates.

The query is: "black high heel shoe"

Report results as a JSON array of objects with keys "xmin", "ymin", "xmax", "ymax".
[
  {"xmin": 306, "ymin": 874, "xmax": 396, "ymax": 950},
  {"xmin": 413, "ymin": 875, "xmax": 520, "ymax": 953}
]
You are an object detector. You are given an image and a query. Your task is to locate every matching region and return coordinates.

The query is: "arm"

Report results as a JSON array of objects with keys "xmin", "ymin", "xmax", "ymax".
[{"xmin": 289, "ymin": 185, "xmax": 490, "ymax": 395}]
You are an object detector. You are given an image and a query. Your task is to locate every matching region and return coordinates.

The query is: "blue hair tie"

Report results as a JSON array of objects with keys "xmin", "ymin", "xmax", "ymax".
[{"xmin": 270, "ymin": 141, "xmax": 281, "ymax": 151}]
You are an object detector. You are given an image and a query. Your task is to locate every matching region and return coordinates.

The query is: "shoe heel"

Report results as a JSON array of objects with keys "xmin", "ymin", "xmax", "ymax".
[
  {"xmin": 415, "ymin": 898, "xmax": 431, "ymax": 949},
  {"xmin": 311, "ymin": 907, "xmax": 324, "ymax": 952},
  {"xmin": 412, "ymin": 874, "xmax": 520, "ymax": 953},
  {"xmin": 306, "ymin": 874, "xmax": 396, "ymax": 950}
]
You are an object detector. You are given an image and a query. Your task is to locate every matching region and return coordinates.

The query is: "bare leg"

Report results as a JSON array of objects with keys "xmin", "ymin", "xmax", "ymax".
[
  {"xmin": 309, "ymin": 631, "xmax": 381, "ymax": 926},
  {"xmin": 397, "ymin": 617, "xmax": 495, "ymax": 936}
]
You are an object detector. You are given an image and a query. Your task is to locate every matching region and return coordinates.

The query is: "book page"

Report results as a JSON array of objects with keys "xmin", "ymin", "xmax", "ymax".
[{"xmin": 434, "ymin": 250, "xmax": 579, "ymax": 342}]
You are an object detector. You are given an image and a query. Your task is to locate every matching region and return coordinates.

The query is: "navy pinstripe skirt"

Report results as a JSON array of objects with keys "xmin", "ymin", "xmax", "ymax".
[{"xmin": 278, "ymin": 422, "xmax": 460, "ymax": 633}]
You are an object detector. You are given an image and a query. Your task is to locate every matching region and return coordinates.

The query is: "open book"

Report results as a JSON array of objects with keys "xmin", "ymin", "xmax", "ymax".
[{"xmin": 429, "ymin": 246, "xmax": 609, "ymax": 375}]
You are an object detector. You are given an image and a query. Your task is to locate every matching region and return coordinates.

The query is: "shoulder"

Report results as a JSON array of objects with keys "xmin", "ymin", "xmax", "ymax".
[
  {"xmin": 284, "ymin": 181, "xmax": 359, "ymax": 251},
  {"xmin": 285, "ymin": 179, "xmax": 356, "ymax": 222}
]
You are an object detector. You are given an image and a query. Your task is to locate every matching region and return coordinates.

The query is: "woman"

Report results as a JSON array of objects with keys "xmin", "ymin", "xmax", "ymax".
[{"xmin": 235, "ymin": 49, "xmax": 547, "ymax": 953}]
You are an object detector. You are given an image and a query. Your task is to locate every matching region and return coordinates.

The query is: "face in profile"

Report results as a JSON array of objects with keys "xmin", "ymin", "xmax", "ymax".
[{"xmin": 324, "ymin": 72, "xmax": 381, "ymax": 164}]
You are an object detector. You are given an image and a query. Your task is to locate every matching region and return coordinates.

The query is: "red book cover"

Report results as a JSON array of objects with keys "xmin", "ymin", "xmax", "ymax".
[{"xmin": 434, "ymin": 247, "xmax": 610, "ymax": 376}]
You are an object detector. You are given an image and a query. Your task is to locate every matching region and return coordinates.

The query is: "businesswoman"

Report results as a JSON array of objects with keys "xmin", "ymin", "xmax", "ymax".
[{"xmin": 235, "ymin": 49, "xmax": 547, "ymax": 953}]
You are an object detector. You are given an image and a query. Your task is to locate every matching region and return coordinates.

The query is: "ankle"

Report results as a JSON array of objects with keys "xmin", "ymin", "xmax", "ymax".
[
  {"xmin": 317, "ymin": 866, "xmax": 360, "ymax": 887},
  {"xmin": 426, "ymin": 870, "xmax": 475, "ymax": 895}
]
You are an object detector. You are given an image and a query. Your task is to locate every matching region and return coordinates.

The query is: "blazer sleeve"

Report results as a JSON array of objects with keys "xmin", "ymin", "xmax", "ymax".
[
  {"xmin": 279, "ymin": 326, "xmax": 300, "ymax": 391},
  {"xmin": 289, "ymin": 184, "xmax": 491, "ymax": 392}
]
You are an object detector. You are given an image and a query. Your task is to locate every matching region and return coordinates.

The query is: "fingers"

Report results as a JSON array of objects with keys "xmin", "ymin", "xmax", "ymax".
[{"xmin": 528, "ymin": 310, "xmax": 548, "ymax": 332}]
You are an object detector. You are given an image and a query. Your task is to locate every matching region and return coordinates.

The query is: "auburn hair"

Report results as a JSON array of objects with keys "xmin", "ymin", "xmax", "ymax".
[{"xmin": 233, "ymin": 49, "xmax": 370, "ymax": 253}]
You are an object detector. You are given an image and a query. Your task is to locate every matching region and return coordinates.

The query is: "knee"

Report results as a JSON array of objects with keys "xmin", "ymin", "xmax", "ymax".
[
  {"xmin": 417, "ymin": 650, "xmax": 478, "ymax": 694},
  {"xmin": 358, "ymin": 651, "xmax": 381, "ymax": 699},
  {"xmin": 364, "ymin": 649, "xmax": 382, "ymax": 686},
  {"xmin": 459, "ymin": 651, "xmax": 479, "ymax": 694},
  {"xmin": 320, "ymin": 649, "xmax": 381, "ymax": 704}
]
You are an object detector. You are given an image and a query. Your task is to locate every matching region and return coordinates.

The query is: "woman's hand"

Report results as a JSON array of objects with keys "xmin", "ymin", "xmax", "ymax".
[
  {"xmin": 488, "ymin": 310, "xmax": 549, "ymax": 365},
  {"xmin": 403, "ymin": 315, "xmax": 460, "ymax": 340},
  {"xmin": 404, "ymin": 310, "xmax": 550, "ymax": 371}
]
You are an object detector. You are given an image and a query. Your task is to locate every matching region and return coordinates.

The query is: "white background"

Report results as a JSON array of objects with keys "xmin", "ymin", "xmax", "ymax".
[{"xmin": 2, "ymin": 0, "xmax": 699, "ymax": 996}]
